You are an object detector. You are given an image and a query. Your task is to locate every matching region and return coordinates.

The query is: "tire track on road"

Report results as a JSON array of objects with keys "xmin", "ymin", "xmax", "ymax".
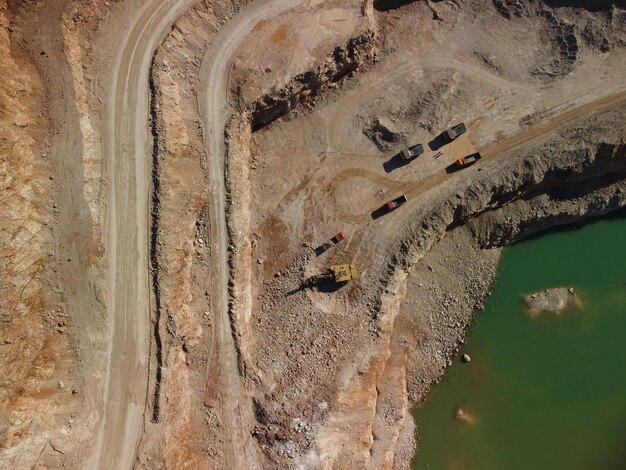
[
  {"xmin": 197, "ymin": 0, "xmax": 307, "ymax": 467},
  {"xmin": 333, "ymin": 90, "xmax": 626, "ymax": 224},
  {"xmin": 88, "ymin": 0, "xmax": 196, "ymax": 468}
]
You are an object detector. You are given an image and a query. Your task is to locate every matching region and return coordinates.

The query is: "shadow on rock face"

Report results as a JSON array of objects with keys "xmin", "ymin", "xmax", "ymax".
[
  {"xmin": 373, "ymin": 0, "xmax": 417, "ymax": 12},
  {"xmin": 363, "ymin": 117, "xmax": 404, "ymax": 151},
  {"xmin": 541, "ymin": 0, "xmax": 625, "ymax": 11}
]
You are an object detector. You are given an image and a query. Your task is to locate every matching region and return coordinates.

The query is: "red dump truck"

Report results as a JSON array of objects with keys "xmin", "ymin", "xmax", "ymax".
[
  {"xmin": 315, "ymin": 232, "xmax": 346, "ymax": 256},
  {"xmin": 454, "ymin": 152, "xmax": 481, "ymax": 170},
  {"xmin": 386, "ymin": 195, "xmax": 408, "ymax": 211}
]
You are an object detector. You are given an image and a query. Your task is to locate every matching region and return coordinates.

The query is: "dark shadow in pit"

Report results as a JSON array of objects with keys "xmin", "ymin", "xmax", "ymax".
[
  {"xmin": 373, "ymin": 0, "xmax": 417, "ymax": 11},
  {"xmin": 289, "ymin": 278, "xmax": 348, "ymax": 295},
  {"xmin": 383, "ymin": 153, "xmax": 412, "ymax": 173},
  {"xmin": 315, "ymin": 279, "xmax": 349, "ymax": 293},
  {"xmin": 542, "ymin": 0, "xmax": 624, "ymax": 11},
  {"xmin": 445, "ymin": 163, "xmax": 460, "ymax": 174},
  {"xmin": 428, "ymin": 133, "xmax": 449, "ymax": 151},
  {"xmin": 371, "ymin": 205, "xmax": 390, "ymax": 220},
  {"xmin": 314, "ymin": 243, "xmax": 331, "ymax": 256}
]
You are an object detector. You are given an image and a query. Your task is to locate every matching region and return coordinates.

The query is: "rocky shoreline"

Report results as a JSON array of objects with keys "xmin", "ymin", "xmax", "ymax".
[{"xmin": 368, "ymin": 105, "xmax": 626, "ymax": 468}]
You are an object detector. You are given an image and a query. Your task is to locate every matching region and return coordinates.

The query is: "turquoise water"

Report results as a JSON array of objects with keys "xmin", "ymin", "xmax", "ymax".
[{"xmin": 412, "ymin": 212, "xmax": 626, "ymax": 470}]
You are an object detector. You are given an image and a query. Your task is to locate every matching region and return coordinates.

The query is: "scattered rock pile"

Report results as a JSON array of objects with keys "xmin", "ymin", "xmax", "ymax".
[
  {"xmin": 250, "ymin": 31, "xmax": 377, "ymax": 131},
  {"xmin": 363, "ymin": 116, "xmax": 405, "ymax": 151},
  {"xmin": 533, "ymin": 9, "xmax": 579, "ymax": 78}
]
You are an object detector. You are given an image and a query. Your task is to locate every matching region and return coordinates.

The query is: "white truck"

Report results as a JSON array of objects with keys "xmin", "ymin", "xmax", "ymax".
[
  {"xmin": 401, "ymin": 143, "xmax": 424, "ymax": 161},
  {"xmin": 443, "ymin": 123, "xmax": 466, "ymax": 142}
]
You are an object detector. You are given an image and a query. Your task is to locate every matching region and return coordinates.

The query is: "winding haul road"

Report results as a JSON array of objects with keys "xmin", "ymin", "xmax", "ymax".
[
  {"xmin": 90, "ymin": 0, "xmax": 303, "ymax": 468},
  {"xmin": 197, "ymin": 0, "xmax": 308, "ymax": 467},
  {"xmin": 89, "ymin": 1, "xmax": 196, "ymax": 468}
]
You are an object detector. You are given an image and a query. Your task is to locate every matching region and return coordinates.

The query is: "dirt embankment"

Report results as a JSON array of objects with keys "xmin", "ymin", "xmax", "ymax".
[
  {"xmin": 0, "ymin": 5, "xmax": 68, "ymax": 467},
  {"xmin": 222, "ymin": 15, "xmax": 381, "ymax": 470},
  {"xmin": 1, "ymin": 0, "xmax": 124, "ymax": 466},
  {"xmin": 225, "ymin": 28, "xmax": 377, "ymax": 372},
  {"xmin": 140, "ymin": 1, "xmax": 249, "ymax": 466},
  {"xmin": 140, "ymin": 0, "xmax": 377, "ymax": 465},
  {"xmin": 0, "ymin": 0, "xmax": 148, "ymax": 468},
  {"xmin": 248, "ymin": 31, "xmax": 377, "ymax": 131}
]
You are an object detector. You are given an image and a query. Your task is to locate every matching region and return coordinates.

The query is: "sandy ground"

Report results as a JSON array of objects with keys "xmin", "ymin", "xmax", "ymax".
[
  {"xmin": 0, "ymin": 0, "xmax": 625, "ymax": 468},
  {"xmin": 90, "ymin": 1, "xmax": 202, "ymax": 468}
]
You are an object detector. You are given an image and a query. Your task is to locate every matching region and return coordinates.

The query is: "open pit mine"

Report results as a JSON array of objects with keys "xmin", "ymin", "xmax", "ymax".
[{"xmin": 1, "ymin": 0, "xmax": 625, "ymax": 468}]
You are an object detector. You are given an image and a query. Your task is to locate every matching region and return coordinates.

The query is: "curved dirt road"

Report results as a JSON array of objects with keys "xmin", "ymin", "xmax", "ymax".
[
  {"xmin": 196, "ymin": 0, "xmax": 305, "ymax": 466},
  {"xmin": 90, "ymin": 0, "xmax": 307, "ymax": 468},
  {"xmin": 87, "ymin": 0, "xmax": 195, "ymax": 468}
]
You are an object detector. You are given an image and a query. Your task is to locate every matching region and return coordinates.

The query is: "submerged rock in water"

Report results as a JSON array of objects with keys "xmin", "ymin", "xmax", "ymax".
[
  {"xmin": 523, "ymin": 287, "xmax": 576, "ymax": 314},
  {"xmin": 454, "ymin": 406, "xmax": 476, "ymax": 425}
]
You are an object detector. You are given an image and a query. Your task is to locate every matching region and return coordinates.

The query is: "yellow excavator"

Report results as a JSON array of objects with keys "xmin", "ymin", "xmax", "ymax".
[
  {"xmin": 328, "ymin": 264, "xmax": 357, "ymax": 283},
  {"xmin": 305, "ymin": 264, "xmax": 357, "ymax": 288}
]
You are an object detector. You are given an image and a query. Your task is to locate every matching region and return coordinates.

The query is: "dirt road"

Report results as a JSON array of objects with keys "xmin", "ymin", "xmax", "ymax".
[
  {"xmin": 87, "ymin": 0, "xmax": 309, "ymax": 468},
  {"xmin": 480, "ymin": 90, "xmax": 626, "ymax": 158},
  {"xmin": 197, "ymin": 0, "xmax": 307, "ymax": 467},
  {"xmin": 86, "ymin": 0, "xmax": 196, "ymax": 468},
  {"xmin": 331, "ymin": 89, "xmax": 626, "ymax": 223}
]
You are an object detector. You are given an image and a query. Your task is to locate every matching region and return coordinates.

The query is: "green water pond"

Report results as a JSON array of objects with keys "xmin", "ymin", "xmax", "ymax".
[{"xmin": 412, "ymin": 212, "xmax": 626, "ymax": 470}]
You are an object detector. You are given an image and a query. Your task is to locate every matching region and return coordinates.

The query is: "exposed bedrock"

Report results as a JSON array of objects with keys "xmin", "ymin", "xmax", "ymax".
[
  {"xmin": 524, "ymin": 287, "xmax": 578, "ymax": 314},
  {"xmin": 249, "ymin": 30, "xmax": 377, "ymax": 131},
  {"xmin": 466, "ymin": 140, "xmax": 626, "ymax": 247},
  {"xmin": 367, "ymin": 108, "xmax": 626, "ymax": 468},
  {"xmin": 543, "ymin": 0, "xmax": 626, "ymax": 12},
  {"xmin": 390, "ymin": 117, "xmax": 626, "ymax": 276}
]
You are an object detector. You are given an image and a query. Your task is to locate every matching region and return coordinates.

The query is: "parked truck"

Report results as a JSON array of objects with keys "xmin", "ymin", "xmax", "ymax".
[
  {"xmin": 454, "ymin": 152, "xmax": 481, "ymax": 170},
  {"xmin": 315, "ymin": 232, "xmax": 346, "ymax": 256},
  {"xmin": 330, "ymin": 232, "xmax": 345, "ymax": 244},
  {"xmin": 401, "ymin": 143, "xmax": 424, "ymax": 161},
  {"xmin": 386, "ymin": 195, "xmax": 408, "ymax": 211},
  {"xmin": 443, "ymin": 122, "xmax": 466, "ymax": 142}
]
